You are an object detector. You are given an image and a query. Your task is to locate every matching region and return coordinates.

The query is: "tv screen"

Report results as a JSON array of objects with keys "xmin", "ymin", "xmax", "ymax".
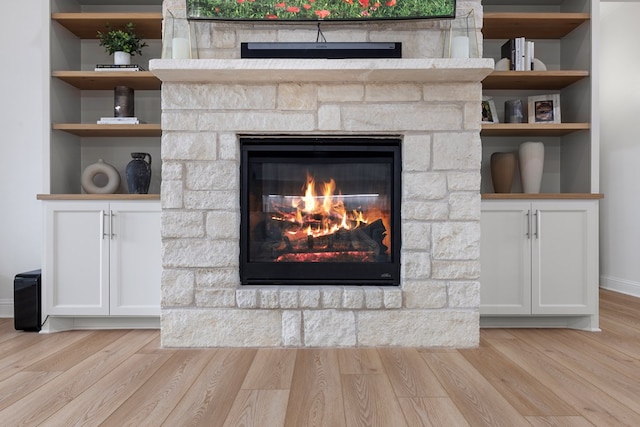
[{"xmin": 186, "ymin": 0, "xmax": 456, "ymax": 21}]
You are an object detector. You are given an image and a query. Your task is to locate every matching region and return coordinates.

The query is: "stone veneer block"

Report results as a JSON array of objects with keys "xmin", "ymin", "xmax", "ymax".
[
  {"xmin": 282, "ymin": 311, "xmax": 302, "ymax": 346},
  {"xmin": 260, "ymin": 289, "xmax": 280, "ymax": 308},
  {"xmin": 195, "ymin": 289, "xmax": 236, "ymax": 307},
  {"xmin": 402, "ymin": 222, "xmax": 432, "ymax": 251},
  {"xmin": 186, "ymin": 162, "xmax": 237, "ymax": 191},
  {"xmin": 448, "ymin": 281, "xmax": 481, "ymax": 308},
  {"xmin": 383, "ymin": 289, "xmax": 403, "ymax": 309},
  {"xmin": 236, "ymin": 289, "xmax": 258, "ymax": 308},
  {"xmin": 403, "ymin": 280, "xmax": 447, "ymax": 309},
  {"xmin": 321, "ymin": 288, "xmax": 342, "ymax": 309},
  {"xmin": 184, "ymin": 190, "xmax": 236, "ymax": 211},
  {"xmin": 279, "ymin": 289, "xmax": 299, "ymax": 309},
  {"xmin": 161, "ymin": 211, "xmax": 204, "ymax": 238},
  {"xmin": 341, "ymin": 104, "xmax": 462, "ymax": 132},
  {"xmin": 343, "ymin": 288, "xmax": 364, "ymax": 309},
  {"xmin": 162, "ymin": 84, "xmax": 276, "ymax": 110},
  {"xmin": 163, "ymin": 240, "xmax": 238, "ymax": 269},
  {"xmin": 277, "ymin": 84, "xmax": 317, "ymax": 110},
  {"xmin": 357, "ymin": 310, "xmax": 479, "ymax": 347},
  {"xmin": 402, "ymin": 134, "xmax": 431, "ymax": 172},
  {"xmin": 432, "ymin": 260, "xmax": 481, "ymax": 280},
  {"xmin": 162, "ymin": 132, "xmax": 218, "ymax": 161},
  {"xmin": 299, "ymin": 289, "xmax": 320, "ymax": 308},
  {"xmin": 364, "ymin": 287, "xmax": 384, "ymax": 309},
  {"xmin": 403, "ymin": 201, "xmax": 449, "ymax": 221},
  {"xmin": 447, "ymin": 172, "xmax": 481, "ymax": 192},
  {"xmin": 303, "ymin": 310, "xmax": 357, "ymax": 347},
  {"xmin": 161, "ymin": 181, "xmax": 183, "ymax": 209},
  {"xmin": 206, "ymin": 211, "xmax": 239, "ymax": 240},
  {"xmin": 449, "ymin": 193, "xmax": 481, "ymax": 220},
  {"xmin": 196, "ymin": 268, "xmax": 239, "ymax": 289},
  {"xmin": 161, "ymin": 162, "xmax": 182, "ymax": 180},
  {"xmin": 403, "ymin": 251, "xmax": 432, "ymax": 280},
  {"xmin": 432, "ymin": 132, "xmax": 481, "ymax": 171},
  {"xmin": 403, "ymin": 173, "xmax": 447, "ymax": 200},
  {"xmin": 317, "ymin": 84, "xmax": 364, "ymax": 102},
  {"xmin": 432, "ymin": 222, "xmax": 481, "ymax": 260},
  {"xmin": 162, "ymin": 309, "xmax": 282, "ymax": 347},
  {"xmin": 161, "ymin": 269, "xmax": 194, "ymax": 306}
]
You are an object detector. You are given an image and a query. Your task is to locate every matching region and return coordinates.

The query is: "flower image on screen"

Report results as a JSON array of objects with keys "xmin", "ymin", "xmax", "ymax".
[{"xmin": 187, "ymin": 0, "xmax": 456, "ymax": 21}]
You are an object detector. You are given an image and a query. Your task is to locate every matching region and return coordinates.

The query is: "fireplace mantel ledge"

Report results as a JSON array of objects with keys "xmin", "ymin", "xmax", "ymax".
[{"xmin": 149, "ymin": 58, "xmax": 494, "ymax": 84}]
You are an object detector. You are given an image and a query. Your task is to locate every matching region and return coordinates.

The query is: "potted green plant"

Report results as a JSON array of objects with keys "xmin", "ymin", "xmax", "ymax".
[{"xmin": 97, "ymin": 22, "xmax": 148, "ymax": 65}]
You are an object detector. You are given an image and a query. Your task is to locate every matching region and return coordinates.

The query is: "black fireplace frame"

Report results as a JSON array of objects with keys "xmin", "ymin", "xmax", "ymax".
[{"xmin": 239, "ymin": 137, "xmax": 402, "ymax": 286}]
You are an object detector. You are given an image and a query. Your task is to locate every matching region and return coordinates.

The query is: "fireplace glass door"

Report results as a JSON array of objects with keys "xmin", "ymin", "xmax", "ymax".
[{"xmin": 240, "ymin": 138, "xmax": 401, "ymax": 285}]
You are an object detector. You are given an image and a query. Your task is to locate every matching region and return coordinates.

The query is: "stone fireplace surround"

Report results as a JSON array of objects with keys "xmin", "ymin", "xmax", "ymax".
[{"xmin": 151, "ymin": 57, "xmax": 493, "ymax": 347}]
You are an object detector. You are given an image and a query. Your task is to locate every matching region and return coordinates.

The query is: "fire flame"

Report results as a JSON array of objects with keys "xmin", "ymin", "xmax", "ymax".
[{"xmin": 284, "ymin": 173, "xmax": 368, "ymax": 239}]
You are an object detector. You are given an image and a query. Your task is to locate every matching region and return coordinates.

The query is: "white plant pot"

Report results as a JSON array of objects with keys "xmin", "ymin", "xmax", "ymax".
[
  {"xmin": 519, "ymin": 141, "xmax": 544, "ymax": 193},
  {"xmin": 114, "ymin": 51, "xmax": 131, "ymax": 65}
]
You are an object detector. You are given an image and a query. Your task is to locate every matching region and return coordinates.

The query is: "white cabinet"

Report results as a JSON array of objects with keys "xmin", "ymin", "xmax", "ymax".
[
  {"xmin": 44, "ymin": 200, "xmax": 161, "ymax": 317},
  {"xmin": 480, "ymin": 200, "xmax": 598, "ymax": 318}
]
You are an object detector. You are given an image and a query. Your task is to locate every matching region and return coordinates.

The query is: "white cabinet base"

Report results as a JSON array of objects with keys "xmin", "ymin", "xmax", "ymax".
[
  {"xmin": 481, "ymin": 315, "xmax": 600, "ymax": 332},
  {"xmin": 40, "ymin": 316, "xmax": 160, "ymax": 333}
]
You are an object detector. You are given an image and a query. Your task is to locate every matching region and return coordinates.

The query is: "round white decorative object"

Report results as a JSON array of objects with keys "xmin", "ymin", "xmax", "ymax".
[
  {"xmin": 532, "ymin": 58, "xmax": 547, "ymax": 71},
  {"xmin": 81, "ymin": 159, "xmax": 121, "ymax": 194},
  {"xmin": 114, "ymin": 51, "xmax": 131, "ymax": 65},
  {"xmin": 519, "ymin": 141, "xmax": 545, "ymax": 194},
  {"xmin": 495, "ymin": 58, "xmax": 510, "ymax": 70}
]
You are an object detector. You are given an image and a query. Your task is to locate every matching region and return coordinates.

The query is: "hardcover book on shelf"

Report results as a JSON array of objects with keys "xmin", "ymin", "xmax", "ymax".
[
  {"xmin": 97, "ymin": 117, "xmax": 141, "ymax": 124},
  {"xmin": 94, "ymin": 64, "xmax": 145, "ymax": 72},
  {"xmin": 500, "ymin": 39, "xmax": 516, "ymax": 71}
]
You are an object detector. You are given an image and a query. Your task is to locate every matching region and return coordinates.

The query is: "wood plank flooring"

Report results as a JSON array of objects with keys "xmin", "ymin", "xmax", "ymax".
[{"xmin": 1, "ymin": 289, "xmax": 639, "ymax": 426}]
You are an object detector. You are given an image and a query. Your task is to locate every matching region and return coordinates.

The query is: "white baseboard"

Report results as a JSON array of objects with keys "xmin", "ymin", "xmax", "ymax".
[
  {"xmin": 600, "ymin": 275, "xmax": 640, "ymax": 298},
  {"xmin": 0, "ymin": 299, "xmax": 13, "ymax": 318}
]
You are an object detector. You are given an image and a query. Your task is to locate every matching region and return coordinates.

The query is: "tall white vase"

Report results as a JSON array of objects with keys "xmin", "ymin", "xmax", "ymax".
[{"xmin": 519, "ymin": 141, "xmax": 544, "ymax": 193}]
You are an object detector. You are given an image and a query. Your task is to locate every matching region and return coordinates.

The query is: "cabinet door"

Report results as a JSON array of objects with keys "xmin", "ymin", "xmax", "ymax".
[
  {"xmin": 480, "ymin": 201, "xmax": 532, "ymax": 315},
  {"xmin": 44, "ymin": 202, "xmax": 110, "ymax": 315},
  {"xmin": 531, "ymin": 200, "xmax": 598, "ymax": 315},
  {"xmin": 109, "ymin": 202, "xmax": 161, "ymax": 316}
]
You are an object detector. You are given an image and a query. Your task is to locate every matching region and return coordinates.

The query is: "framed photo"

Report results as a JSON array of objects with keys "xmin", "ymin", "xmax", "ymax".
[
  {"xmin": 481, "ymin": 97, "xmax": 499, "ymax": 123},
  {"xmin": 528, "ymin": 94, "xmax": 561, "ymax": 123}
]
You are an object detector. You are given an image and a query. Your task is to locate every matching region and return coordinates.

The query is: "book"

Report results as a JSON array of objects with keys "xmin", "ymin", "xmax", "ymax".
[
  {"xmin": 525, "ymin": 41, "xmax": 534, "ymax": 71},
  {"xmin": 94, "ymin": 64, "xmax": 145, "ymax": 72},
  {"xmin": 500, "ymin": 38, "xmax": 516, "ymax": 70},
  {"xmin": 97, "ymin": 117, "xmax": 140, "ymax": 124}
]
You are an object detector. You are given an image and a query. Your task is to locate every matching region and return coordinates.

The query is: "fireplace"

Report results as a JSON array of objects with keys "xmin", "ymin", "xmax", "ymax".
[
  {"xmin": 240, "ymin": 137, "xmax": 401, "ymax": 286},
  {"xmin": 151, "ymin": 57, "xmax": 492, "ymax": 347}
]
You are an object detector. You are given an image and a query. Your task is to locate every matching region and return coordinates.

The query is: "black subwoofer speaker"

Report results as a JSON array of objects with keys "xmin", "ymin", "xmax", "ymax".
[{"xmin": 14, "ymin": 269, "xmax": 41, "ymax": 331}]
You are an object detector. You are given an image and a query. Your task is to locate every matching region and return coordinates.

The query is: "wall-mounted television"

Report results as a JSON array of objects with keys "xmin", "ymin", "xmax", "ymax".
[{"xmin": 186, "ymin": 0, "xmax": 456, "ymax": 21}]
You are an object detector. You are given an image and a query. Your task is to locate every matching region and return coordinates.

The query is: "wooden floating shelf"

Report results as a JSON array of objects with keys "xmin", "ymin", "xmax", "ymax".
[
  {"xmin": 483, "ymin": 13, "xmax": 590, "ymax": 40},
  {"xmin": 53, "ymin": 123, "xmax": 161, "ymax": 137},
  {"xmin": 37, "ymin": 194, "xmax": 160, "ymax": 201},
  {"xmin": 482, "ymin": 71, "xmax": 589, "ymax": 90},
  {"xmin": 481, "ymin": 123, "xmax": 590, "ymax": 137},
  {"xmin": 482, "ymin": 193, "xmax": 603, "ymax": 200},
  {"xmin": 51, "ymin": 12, "xmax": 162, "ymax": 39},
  {"xmin": 53, "ymin": 71, "xmax": 161, "ymax": 90}
]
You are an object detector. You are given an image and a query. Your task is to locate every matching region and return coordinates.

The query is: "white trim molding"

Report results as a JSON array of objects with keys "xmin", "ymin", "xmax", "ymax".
[
  {"xmin": 600, "ymin": 275, "xmax": 640, "ymax": 298},
  {"xmin": 0, "ymin": 299, "xmax": 13, "ymax": 318}
]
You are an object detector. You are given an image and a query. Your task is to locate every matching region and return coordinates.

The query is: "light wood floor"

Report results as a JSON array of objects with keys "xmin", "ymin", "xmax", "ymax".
[{"xmin": 1, "ymin": 289, "xmax": 639, "ymax": 426}]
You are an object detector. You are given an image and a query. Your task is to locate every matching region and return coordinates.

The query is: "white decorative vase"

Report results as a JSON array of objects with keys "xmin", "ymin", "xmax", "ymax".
[
  {"xmin": 81, "ymin": 159, "xmax": 121, "ymax": 194},
  {"xmin": 519, "ymin": 141, "xmax": 544, "ymax": 193},
  {"xmin": 114, "ymin": 51, "xmax": 131, "ymax": 65}
]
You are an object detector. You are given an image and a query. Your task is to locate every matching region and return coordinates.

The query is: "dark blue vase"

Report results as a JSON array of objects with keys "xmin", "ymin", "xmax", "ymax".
[{"xmin": 126, "ymin": 152, "xmax": 152, "ymax": 194}]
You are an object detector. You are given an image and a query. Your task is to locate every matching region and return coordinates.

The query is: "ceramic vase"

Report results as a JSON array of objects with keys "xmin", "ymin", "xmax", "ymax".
[
  {"xmin": 126, "ymin": 152, "xmax": 152, "ymax": 194},
  {"xmin": 81, "ymin": 159, "xmax": 120, "ymax": 194},
  {"xmin": 519, "ymin": 141, "xmax": 544, "ymax": 193},
  {"xmin": 490, "ymin": 152, "xmax": 516, "ymax": 193},
  {"xmin": 114, "ymin": 51, "xmax": 131, "ymax": 65}
]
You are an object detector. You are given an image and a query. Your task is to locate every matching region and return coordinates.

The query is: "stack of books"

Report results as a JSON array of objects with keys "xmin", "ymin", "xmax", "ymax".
[
  {"xmin": 97, "ymin": 117, "xmax": 141, "ymax": 124},
  {"xmin": 501, "ymin": 38, "xmax": 535, "ymax": 71},
  {"xmin": 94, "ymin": 64, "xmax": 145, "ymax": 72}
]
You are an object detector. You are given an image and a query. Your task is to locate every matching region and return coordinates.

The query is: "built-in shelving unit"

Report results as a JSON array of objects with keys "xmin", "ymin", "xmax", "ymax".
[
  {"xmin": 48, "ymin": 0, "xmax": 162, "ymax": 197},
  {"xmin": 481, "ymin": 0, "xmax": 598, "ymax": 196}
]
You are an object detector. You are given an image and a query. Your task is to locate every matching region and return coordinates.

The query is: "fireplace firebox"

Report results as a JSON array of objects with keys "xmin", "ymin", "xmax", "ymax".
[{"xmin": 240, "ymin": 137, "xmax": 401, "ymax": 286}]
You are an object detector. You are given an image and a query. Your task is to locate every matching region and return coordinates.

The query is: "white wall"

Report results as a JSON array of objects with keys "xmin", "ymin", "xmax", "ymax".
[
  {"xmin": 0, "ymin": 1, "xmax": 48, "ymax": 316},
  {"xmin": 599, "ymin": 1, "xmax": 640, "ymax": 296}
]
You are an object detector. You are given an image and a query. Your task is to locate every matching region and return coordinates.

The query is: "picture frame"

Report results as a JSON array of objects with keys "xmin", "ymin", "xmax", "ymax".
[
  {"xmin": 481, "ymin": 96, "xmax": 499, "ymax": 123},
  {"xmin": 528, "ymin": 94, "xmax": 561, "ymax": 124}
]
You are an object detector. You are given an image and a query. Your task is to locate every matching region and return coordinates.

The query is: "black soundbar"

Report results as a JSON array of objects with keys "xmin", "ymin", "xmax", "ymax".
[{"xmin": 241, "ymin": 42, "xmax": 402, "ymax": 59}]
